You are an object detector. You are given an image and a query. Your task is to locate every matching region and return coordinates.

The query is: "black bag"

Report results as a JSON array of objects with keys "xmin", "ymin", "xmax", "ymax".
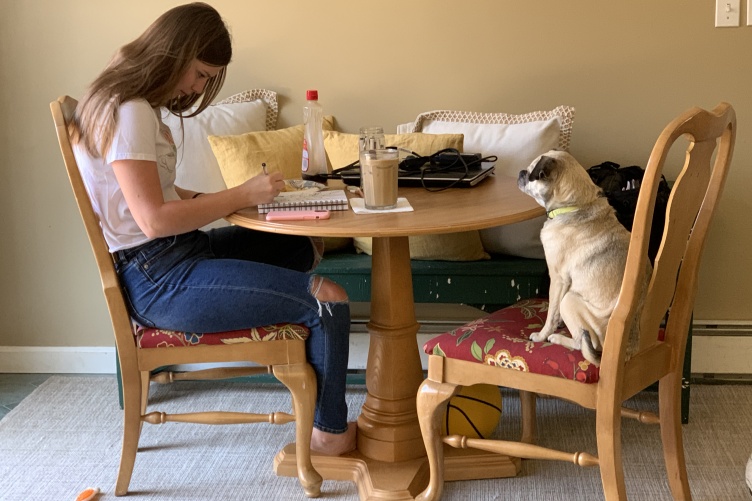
[{"xmin": 587, "ymin": 161, "xmax": 671, "ymax": 263}]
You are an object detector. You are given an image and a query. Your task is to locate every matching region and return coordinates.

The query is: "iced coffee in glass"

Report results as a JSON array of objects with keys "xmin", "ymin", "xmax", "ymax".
[{"xmin": 359, "ymin": 149, "xmax": 399, "ymax": 210}]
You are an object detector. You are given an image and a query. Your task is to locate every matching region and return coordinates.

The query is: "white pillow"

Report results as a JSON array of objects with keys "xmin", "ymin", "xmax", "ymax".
[
  {"xmin": 163, "ymin": 89, "xmax": 278, "ymax": 193},
  {"xmin": 162, "ymin": 89, "xmax": 278, "ymax": 229},
  {"xmin": 400, "ymin": 106, "xmax": 575, "ymax": 258}
]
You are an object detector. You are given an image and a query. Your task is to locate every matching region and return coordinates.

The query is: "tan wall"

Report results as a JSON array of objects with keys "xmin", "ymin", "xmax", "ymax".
[{"xmin": 1, "ymin": 1, "xmax": 750, "ymax": 348}]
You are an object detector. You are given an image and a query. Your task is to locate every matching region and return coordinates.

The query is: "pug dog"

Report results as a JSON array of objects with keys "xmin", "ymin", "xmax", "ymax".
[{"xmin": 517, "ymin": 150, "xmax": 648, "ymax": 366}]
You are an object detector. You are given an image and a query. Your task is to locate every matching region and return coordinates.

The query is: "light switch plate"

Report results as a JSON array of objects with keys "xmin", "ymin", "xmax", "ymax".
[
  {"xmin": 715, "ymin": 0, "xmax": 740, "ymax": 27},
  {"xmin": 748, "ymin": 0, "xmax": 752, "ymax": 25}
]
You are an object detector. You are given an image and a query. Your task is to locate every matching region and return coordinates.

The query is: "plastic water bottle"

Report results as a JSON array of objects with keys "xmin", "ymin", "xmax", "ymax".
[{"xmin": 301, "ymin": 89, "xmax": 328, "ymax": 182}]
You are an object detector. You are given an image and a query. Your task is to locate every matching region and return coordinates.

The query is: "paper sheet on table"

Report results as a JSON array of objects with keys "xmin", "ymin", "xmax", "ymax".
[{"xmin": 349, "ymin": 197, "xmax": 414, "ymax": 214}]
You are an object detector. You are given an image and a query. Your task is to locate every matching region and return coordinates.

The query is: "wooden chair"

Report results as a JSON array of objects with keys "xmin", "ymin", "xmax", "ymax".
[
  {"xmin": 415, "ymin": 102, "xmax": 736, "ymax": 500},
  {"xmin": 50, "ymin": 96, "xmax": 323, "ymax": 497}
]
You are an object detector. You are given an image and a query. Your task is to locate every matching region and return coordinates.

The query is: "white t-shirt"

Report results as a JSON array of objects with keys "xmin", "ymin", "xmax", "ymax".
[{"xmin": 74, "ymin": 99, "xmax": 180, "ymax": 252}]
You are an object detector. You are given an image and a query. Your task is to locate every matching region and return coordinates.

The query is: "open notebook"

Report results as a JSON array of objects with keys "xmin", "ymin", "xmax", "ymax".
[
  {"xmin": 337, "ymin": 161, "xmax": 496, "ymax": 188},
  {"xmin": 257, "ymin": 189, "xmax": 348, "ymax": 213}
]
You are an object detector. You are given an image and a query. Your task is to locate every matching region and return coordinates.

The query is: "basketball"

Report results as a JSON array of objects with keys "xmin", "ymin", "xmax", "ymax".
[{"xmin": 441, "ymin": 384, "xmax": 502, "ymax": 439}]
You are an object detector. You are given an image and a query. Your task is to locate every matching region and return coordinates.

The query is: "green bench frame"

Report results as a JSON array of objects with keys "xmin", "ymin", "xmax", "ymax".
[{"xmin": 315, "ymin": 251, "xmax": 549, "ymax": 310}]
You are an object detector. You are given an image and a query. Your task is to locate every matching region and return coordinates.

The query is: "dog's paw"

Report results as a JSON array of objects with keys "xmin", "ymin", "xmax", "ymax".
[
  {"xmin": 547, "ymin": 333, "xmax": 568, "ymax": 345},
  {"xmin": 530, "ymin": 331, "xmax": 548, "ymax": 342}
]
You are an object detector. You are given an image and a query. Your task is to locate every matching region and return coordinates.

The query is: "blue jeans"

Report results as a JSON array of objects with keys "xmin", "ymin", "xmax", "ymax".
[{"xmin": 115, "ymin": 227, "xmax": 350, "ymax": 434}]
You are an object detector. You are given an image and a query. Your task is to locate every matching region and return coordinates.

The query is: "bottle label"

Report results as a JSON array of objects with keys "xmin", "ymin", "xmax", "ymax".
[{"xmin": 302, "ymin": 139, "xmax": 309, "ymax": 172}]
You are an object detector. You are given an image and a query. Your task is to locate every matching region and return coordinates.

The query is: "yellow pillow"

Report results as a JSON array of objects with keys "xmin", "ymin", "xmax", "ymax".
[
  {"xmin": 322, "ymin": 237, "xmax": 353, "ymax": 254},
  {"xmin": 209, "ymin": 116, "xmax": 335, "ymax": 187},
  {"xmin": 323, "ymin": 131, "xmax": 464, "ymax": 170},
  {"xmin": 354, "ymin": 232, "xmax": 490, "ymax": 261}
]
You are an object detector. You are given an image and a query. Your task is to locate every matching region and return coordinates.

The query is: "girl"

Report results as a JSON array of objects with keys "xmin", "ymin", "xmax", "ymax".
[{"xmin": 71, "ymin": 2, "xmax": 355, "ymax": 456}]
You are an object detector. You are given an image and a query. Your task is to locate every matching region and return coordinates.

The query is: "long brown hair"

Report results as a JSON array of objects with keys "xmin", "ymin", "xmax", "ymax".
[{"xmin": 72, "ymin": 3, "xmax": 232, "ymax": 158}]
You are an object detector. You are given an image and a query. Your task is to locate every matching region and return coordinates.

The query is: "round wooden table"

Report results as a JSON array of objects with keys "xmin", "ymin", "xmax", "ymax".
[{"xmin": 227, "ymin": 174, "xmax": 544, "ymax": 500}]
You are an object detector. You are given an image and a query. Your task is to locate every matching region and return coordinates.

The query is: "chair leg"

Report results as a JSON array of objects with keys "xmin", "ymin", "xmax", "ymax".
[
  {"xmin": 273, "ymin": 362, "xmax": 323, "ymax": 498},
  {"xmin": 595, "ymin": 403, "xmax": 627, "ymax": 500},
  {"xmin": 139, "ymin": 370, "xmax": 149, "ymax": 436},
  {"xmin": 115, "ymin": 369, "xmax": 143, "ymax": 496},
  {"xmin": 659, "ymin": 372, "xmax": 692, "ymax": 500},
  {"xmin": 140, "ymin": 371, "xmax": 149, "ymax": 414},
  {"xmin": 519, "ymin": 391, "xmax": 537, "ymax": 444},
  {"xmin": 415, "ymin": 379, "xmax": 460, "ymax": 501}
]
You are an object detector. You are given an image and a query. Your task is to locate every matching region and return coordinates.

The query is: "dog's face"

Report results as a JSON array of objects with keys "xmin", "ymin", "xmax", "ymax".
[{"xmin": 517, "ymin": 150, "xmax": 600, "ymax": 210}]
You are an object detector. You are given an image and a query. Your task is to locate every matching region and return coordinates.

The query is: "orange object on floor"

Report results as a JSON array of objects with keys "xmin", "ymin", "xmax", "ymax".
[{"xmin": 74, "ymin": 487, "xmax": 100, "ymax": 501}]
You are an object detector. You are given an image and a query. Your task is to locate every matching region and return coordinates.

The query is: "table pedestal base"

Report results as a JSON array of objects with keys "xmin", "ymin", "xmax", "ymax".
[{"xmin": 274, "ymin": 443, "xmax": 520, "ymax": 500}]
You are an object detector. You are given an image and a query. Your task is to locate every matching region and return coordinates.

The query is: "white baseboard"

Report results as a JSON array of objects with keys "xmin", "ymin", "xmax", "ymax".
[
  {"xmin": 691, "ymin": 322, "xmax": 752, "ymax": 375},
  {"xmin": 0, "ymin": 303, "xmax": 483, "ymax": 374},
  {"xmin": 4, "ymin": 313, "xmax": 748, "ymax": 376},
  {"xmin": 0, "ymin": 336, "xmax": 427, "ymax": 374},
  {"xmin": 2, "ymin": 337, "xmax": 750, "ymax": 376},
  {"xmin": 691, "ymin": 336, "xmax": 752, "ymax": 374},
  {"xmin": 0, "ymin": 346, "xmax": 117, "ymax": 374}
]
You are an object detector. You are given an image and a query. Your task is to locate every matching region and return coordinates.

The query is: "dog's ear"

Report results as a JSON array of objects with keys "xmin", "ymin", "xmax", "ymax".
[{"xmin": 530, "ymin": 155, "xmax": 557, "ymax": 181}]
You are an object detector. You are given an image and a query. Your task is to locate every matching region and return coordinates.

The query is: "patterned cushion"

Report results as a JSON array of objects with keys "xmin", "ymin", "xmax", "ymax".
[
  {"xmin": 135, "ymin": 323, "xmax": 309, "ymax": 349},
  {"xmin": 423, "ymin": 298, "xmax": 665, "ymax": 384}
]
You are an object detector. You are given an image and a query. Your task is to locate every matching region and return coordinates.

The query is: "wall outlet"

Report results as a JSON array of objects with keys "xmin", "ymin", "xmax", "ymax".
[{"xmin": 715, "ymin": 0, "xmax": 741, "ymax": 27}]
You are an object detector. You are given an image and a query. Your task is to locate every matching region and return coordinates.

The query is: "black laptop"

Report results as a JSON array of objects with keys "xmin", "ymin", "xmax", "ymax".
[{"xmin": 336, "ymin": 156, "xmax": 496, "ymax": 188}]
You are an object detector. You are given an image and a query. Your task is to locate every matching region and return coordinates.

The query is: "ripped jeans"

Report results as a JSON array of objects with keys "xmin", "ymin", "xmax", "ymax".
[{"xmin": 114, "ymin": 227, "xmax": 350, "ymax": 434}]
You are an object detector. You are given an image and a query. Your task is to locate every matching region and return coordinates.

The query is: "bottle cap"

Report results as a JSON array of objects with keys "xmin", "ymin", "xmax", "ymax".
[{"xmin": 306, "ymin": 90, "xmax": 318, "ymax": 101}]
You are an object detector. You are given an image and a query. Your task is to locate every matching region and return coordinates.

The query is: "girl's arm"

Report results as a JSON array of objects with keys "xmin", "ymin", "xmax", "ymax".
[
  {"xmin": 112, "ymin": 159, "xmax": 284, "ymax": 238},
  {"xmin": 174, "ymin": 185, "xmax": 202, "ymax": 200}
]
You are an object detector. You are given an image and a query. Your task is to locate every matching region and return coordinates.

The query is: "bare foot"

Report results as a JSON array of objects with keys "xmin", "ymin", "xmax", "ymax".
[{"xmin": 310, "ymin": 422, "xmax": 357, "ymax": 456}]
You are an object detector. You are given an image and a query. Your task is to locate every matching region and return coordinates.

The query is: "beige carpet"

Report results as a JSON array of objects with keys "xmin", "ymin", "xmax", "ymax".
[{"xmin": 0, "ymin": 376, "xmax": 749, "ymax": 500}]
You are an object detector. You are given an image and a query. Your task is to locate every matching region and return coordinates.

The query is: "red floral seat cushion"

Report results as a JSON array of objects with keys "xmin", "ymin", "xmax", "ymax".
[
  {"xmin": 423, "ymin": 298, "xmax": 665, "ymax": 384},
  {"xmin": 135, "ymin": 323, "xmax": 309, "ymax": 349}
]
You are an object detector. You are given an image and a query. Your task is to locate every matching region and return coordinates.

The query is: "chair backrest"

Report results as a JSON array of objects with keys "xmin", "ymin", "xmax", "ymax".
[
  {"xmin": 50, "ymin": 96, "xmax": 138, "ymax": 361},
  {"xmin": 602, "ymin": 103, "xmax": 736, "ymax": 381}
]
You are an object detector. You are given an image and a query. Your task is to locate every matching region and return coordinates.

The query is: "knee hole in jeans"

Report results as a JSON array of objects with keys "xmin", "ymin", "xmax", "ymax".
[{"xmin": 309, "ymin": 275, "xmax": 348, "ymax": 303}]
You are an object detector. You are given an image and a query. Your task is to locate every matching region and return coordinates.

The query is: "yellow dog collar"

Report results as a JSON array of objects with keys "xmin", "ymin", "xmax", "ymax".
[{"xmin": 546, "ymin": 206, "xmax": 579, "ymax": 219}]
